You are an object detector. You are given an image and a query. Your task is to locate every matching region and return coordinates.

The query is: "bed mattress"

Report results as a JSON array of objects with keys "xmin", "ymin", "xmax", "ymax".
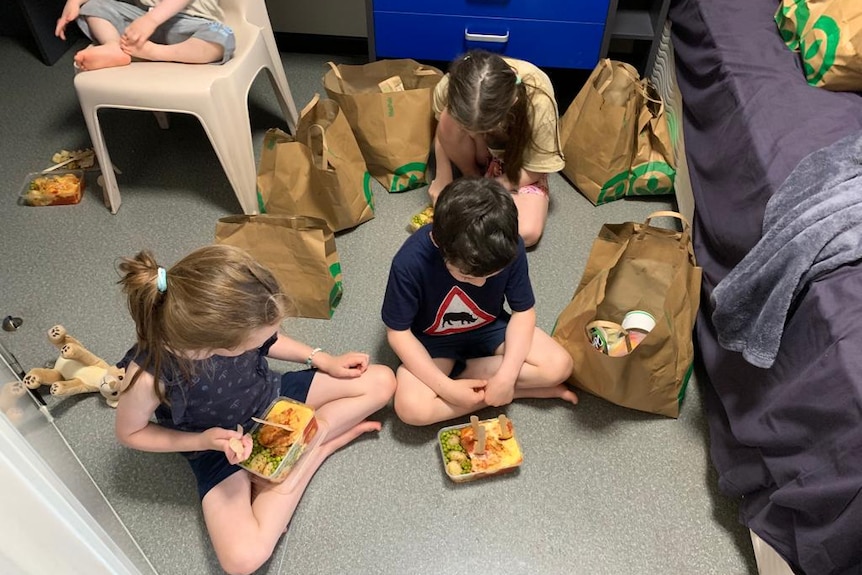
[{"xmin": 669, "ymin": 0, "xmax": 862, "ymax": 573}]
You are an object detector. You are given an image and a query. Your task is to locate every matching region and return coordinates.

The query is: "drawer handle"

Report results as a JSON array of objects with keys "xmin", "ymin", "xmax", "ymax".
[{"xmin": 464, "ymin": 29, "xmax": 510, "ymax": 43}]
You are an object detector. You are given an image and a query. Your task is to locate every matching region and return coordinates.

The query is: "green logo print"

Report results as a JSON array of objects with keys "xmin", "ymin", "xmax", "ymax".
[
  {"xmin": 597, "ymin": 170, "xmax": 631, "ymax": 204},
  {"xmin": 629, "ymin": 162, "xmax": 676, "ymax": 197},
  {"xmin": 362, "ymin": 171, "xmax": 375, "ymax": 212},
  {"xmin": 801, "ymin": 15, "xmax": 840, "ymax": 86},
  {"xmin": 386, "ymin": 96, "xmax": 395, "ymax": 118},
  {"xmin": 598, "ymin": 162, "xmax": 676, "ymax": 204},
  {"xmin": 389, "ymin": 162, "xmax": 427, "ymax": 192},
  {"xmin": 775, "ymin": 0, "xmax": 809, "ymax": 51},
  {"xmin": 328, "ymin": 262, "xmax": 343, "ymax": 318}
]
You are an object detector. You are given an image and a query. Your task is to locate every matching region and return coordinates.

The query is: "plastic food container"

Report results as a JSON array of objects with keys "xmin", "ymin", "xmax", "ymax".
[
  {"xmin": 240, "ymin": 396, "xmax": 320, "ymax": 483},
  {"xmin": 438, "ymin": 415, "xmax": 523, "ymax": 483},
  {"xmin": 19, "ymin": 170, "xmax": 85, "ymax": 206}
]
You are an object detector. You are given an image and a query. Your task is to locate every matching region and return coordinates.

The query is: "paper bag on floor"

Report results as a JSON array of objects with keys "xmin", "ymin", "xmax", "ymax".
[
  {"xmin": 628, "ymin": 81, "xmax": 676, "ymax": 198},
  {"xmin": 552, "ymin": 211, "xmax": 701, "ymax": 417},
  {"xmin": 323, "ymin": 59, "xmax": 443, "ymax": 192},
  {"xmin": 560, "ymin": 59, "xmax": 642, "ymax": 205},
  {"xmin": 256, "ymin": 95, "xmax": 374, "ymax": 232},
  {"xmin": 215, "ymin": 214, "xmax": 343, "ymax": 319}
]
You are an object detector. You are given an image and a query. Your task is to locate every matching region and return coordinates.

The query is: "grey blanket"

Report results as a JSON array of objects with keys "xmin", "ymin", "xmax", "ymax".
[{"xmin": 711, "ymin": 130, "xmax": 862, "ymax": 368}]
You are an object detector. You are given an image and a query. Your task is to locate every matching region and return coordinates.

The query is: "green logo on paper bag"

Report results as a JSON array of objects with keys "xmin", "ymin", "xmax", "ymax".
[
  {"xmin": 389, "ymin": 162, "xmax": 427, "ymax": 192},
  {"xmin": 629, "ymin": 162, "xmax": 676, "ymax": 197},
  {"xmin": 363, "ymin": 171, "xmax": 375, "ymax": 212},
  {"xmin": 801, "ymin": 15, "xmax": 840, "ymax": 86},
  {"xmin": 775, "ymin": 0, "xmax": 809, "ymax": 51},
  {"xmin": 257, "ymin": 187, "xmax": 266, "ymax": 213},
  {"xmin": 597, "ymin": 170, "xmax": 631, "ymax": 204},
  {"xmin": 597, "ymin": 162, "xmax": 676, "ymax": 204},
  {"xmin": 328, "ymin": 261, "xmax": 343, "ymax": 318},
  {"xmin": 386, "ymin": 96, "xmax": 395, "ymax": 118}
]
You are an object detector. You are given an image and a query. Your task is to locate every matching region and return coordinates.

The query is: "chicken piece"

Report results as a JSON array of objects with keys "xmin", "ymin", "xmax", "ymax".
[{"xmin": 258, "ymin": 409, "xmax": 298, "ymax": 455}]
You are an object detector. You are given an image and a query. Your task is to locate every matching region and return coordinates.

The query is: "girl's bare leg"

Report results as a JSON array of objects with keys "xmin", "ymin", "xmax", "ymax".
[
  {"xmin": 304, "ymin": 364, "xmax": 396, "ymax": 439},
  {"xmin": 512, "ymin": 193, "xmax": 549, "ymax": 248},
  {"xmin": 201, "ymin": 421, "xmax": 379, "ymax": 575},
  {"xmin": 122, "ymin": 37, "xmax": 223, "ymax": 64},
  {"xmin": 75, "ymin": 18, "xmax": 131, "ymax": 71}
]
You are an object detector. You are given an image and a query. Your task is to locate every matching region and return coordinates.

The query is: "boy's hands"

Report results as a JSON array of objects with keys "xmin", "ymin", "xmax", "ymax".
[
  {"xmin": 442, "ymin": 378, "xmax": 487, "ymax": 408},
  {"xmin": 316, "ymin": 351, "xmax": 369, "ymax": 378},
  {"xmin": 121, "ymin": 14, "xmax": 158, "ymax": 51},
  {"xmin": 483, "ymin": 374, "xmax": 516, "ymax": 407},
  {"xmin": 55, "ymin": 1, "xmax": 82, "ymax": 40}
]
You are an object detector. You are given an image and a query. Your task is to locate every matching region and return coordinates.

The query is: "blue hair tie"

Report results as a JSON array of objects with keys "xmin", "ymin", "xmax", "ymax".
[{"xmin": 156, "ymin": 267, "xmax": 167, "ymax": 294}]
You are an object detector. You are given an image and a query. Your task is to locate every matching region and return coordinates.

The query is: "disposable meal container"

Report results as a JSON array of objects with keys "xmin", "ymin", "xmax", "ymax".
[
  {"xmin": 438, "ymin": 416, "xmax": 523, "ymax": 483},
  {"xmin": 240, "ymin": 396, "xmax": 320, "ymax": 483},
  {"xmin": 19, "ymin": 170, "xmax": 85, "ymax": 206}
]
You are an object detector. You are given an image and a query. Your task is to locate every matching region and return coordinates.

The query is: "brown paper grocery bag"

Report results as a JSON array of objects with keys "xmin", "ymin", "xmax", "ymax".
[
  {"xmin": 552, "ymin": 211, "xmax": 702, "ymax": 417},
  {"xmin": 323, "ymin": 59, "xmax": 443, "ymax": 192},
  {"xmin": 628, "ymin": 81, "xmax": 676, "ymax": 198},
  {"xmin": 256, "ymin": 95, "xmax": 374, "ymax": 232},
  {"xmin": 776, "ymin": 0, "xmax": 862, "ymax": 91},
  {"xmin": 214, "ymin": 214, "xmax": 343, "ymax": 319},
  {"xmin": 560, "ymin": 59, "xmax": 642, "ymax": 205}
]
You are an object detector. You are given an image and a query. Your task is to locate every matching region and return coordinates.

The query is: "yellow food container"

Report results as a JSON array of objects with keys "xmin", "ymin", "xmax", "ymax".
[
  {"xmin": 240, "ymin": 396, "xmax": 320, "ymax": 483},
  {"xmin": 438, "ymin": 416, "xmax": 523, "ymax": 483}
]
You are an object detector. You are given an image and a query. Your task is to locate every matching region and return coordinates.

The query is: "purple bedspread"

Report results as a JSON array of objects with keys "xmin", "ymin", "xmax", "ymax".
[{"xmin": 669, "ymin": 0, "xmax": 862, "ymax": 573}]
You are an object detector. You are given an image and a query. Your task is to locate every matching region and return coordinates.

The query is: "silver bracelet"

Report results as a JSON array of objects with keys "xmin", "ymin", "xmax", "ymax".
[{"xmin": 305, "ymin": 347, "xmax": 322, "ymax": 368}]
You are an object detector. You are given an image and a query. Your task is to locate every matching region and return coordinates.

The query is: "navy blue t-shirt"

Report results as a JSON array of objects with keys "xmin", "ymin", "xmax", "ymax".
[
  {"xmin": 118, "ymin": 333, "xmax": 281, "ymax": 437},
  {"xmin": 381, "ymin": 225, "xmax": 535, "ymax": 337}
]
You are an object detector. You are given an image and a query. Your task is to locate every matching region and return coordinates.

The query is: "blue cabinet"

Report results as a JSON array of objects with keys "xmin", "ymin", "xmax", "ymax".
[{"xmin": 368, "ymin": 0, "xmax": 610, "ymax": 70}]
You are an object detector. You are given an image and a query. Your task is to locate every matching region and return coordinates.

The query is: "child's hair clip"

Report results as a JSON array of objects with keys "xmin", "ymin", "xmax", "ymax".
[{"xmin": 515, "ymin": 75, "xmax": 522, "ymax": 86}]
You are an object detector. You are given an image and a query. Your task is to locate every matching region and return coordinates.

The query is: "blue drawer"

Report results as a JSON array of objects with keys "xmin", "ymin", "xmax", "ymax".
[
  {"xmin": 372, "ymin": 0, "xmax": 608, "ymax": 24},
  {"xmin": 373, "ymin": 12, "xmax": 605, "ymax": 69}
]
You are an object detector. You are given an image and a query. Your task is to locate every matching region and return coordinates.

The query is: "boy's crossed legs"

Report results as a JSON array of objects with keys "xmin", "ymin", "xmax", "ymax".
[{"xmin": 394, "ymin": 327, "xmax": 577, "ymax": 426}]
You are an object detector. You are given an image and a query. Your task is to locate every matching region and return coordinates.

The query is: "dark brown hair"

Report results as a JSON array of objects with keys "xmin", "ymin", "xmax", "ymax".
[
  {"xmin": 447, "ymin": 50, "xmax": 532, "ymax": 183},
  {"xmin": 433, "ymin": 177, "xmax": 519, "ymax": 277},
  {"xmin": 116, "ymin": 244, "xmax": 289, "ymax": 402}
]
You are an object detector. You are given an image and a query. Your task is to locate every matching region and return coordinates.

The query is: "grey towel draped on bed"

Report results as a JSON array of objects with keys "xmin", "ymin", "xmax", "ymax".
[{"xmin": 711, "ymin": 130, "xmax": 862, "ymax": 368}]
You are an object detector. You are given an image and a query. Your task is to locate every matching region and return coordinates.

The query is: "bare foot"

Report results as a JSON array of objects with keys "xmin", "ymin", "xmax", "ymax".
[
  {"xmin": 75, "ymin": 44, "xmax": 131, "ymax": 71},
  {"xmin": 319, "ymin": 420, "xmax": 381, "ymax": 456},
  {"xmin": 120, "ymin": 40, "xmax": 164, "ymax": 62},
  {"xmin": 514, "ymin": 384, "xmax": 579, "ymax": 405}
]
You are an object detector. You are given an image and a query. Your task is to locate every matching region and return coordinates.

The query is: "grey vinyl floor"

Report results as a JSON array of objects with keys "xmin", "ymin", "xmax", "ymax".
[{"xmin": 0, "ymin": 35, "xmax": 757, "ymax": 575}]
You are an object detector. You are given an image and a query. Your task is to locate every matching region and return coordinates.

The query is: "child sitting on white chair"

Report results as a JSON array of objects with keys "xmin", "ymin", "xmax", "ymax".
[{"xmin": 55, "ymin": 0, "xmax": 236, "ymax": 71}]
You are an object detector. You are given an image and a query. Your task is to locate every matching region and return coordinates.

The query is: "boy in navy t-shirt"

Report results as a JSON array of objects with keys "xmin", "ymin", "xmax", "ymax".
[{"xmin": 382, "ymin": 177, "xmax": 577, "ymax": 425}]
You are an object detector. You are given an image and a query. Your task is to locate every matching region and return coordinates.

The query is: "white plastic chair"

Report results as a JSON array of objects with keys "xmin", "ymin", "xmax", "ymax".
[{"xmin": 73, "ymin": 0, "xmax": 298, "ymax": 214}]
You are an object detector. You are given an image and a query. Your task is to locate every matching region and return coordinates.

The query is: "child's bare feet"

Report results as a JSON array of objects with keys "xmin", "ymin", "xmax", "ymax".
[
  {"xmin": 120, "ymin": 40, "xmax": 164, "ymax": 62},
  {"xmin": 514, "ymin": 384, "xmax": 579, "ymax": 405},
  {"xmin": 320, "ymin": 420, "xmax": 381, "ymax": 455},
  {"xmin": 74, "ymin": 44, "xmax": 131, "ymax": 71}
]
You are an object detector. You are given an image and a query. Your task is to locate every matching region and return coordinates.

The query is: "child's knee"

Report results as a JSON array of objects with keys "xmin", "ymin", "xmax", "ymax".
[
  {"xmin": 368, "ymin": 364, "xmax": 397, "ymax": 404},
  {"xmin": 518, "ymin": 219, "xmax": 544, "ymax": 248},
  {"xmin": 549, "ymin": 347, "xmax": 574, "ymax": 382},
  {"xmin": 217, "ymin": 544, "xmax": 273, "ymax": 575}
]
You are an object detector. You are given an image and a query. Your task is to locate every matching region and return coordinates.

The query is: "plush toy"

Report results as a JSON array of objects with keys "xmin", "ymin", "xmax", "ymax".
[
  {"xmin": 0, "ymin": 380, "xmax": 26, "ymax": 423},
  {"xmin": 24, "ymin": 325, "xmax": 128, "ymax": 407}
]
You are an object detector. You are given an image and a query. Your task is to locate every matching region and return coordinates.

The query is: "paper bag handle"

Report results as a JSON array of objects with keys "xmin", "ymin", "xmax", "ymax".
[
  {"xmin": 299, "ymin": 93, "xmax": 321, "ymax": 119},
  {"xmin": 306, "ymin": 123, "xmax": 330, "ymax": 171},
  {"xmin": 643, "ymin": 210, "xmax": 690, "ymax": 231},
  {"xmin": 325, "ymin": 61, "xmax": 345, "ymax": 91},
  {"xmin": 640, "ymin": 211, "xmax": 695, "ymax": 259}
]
